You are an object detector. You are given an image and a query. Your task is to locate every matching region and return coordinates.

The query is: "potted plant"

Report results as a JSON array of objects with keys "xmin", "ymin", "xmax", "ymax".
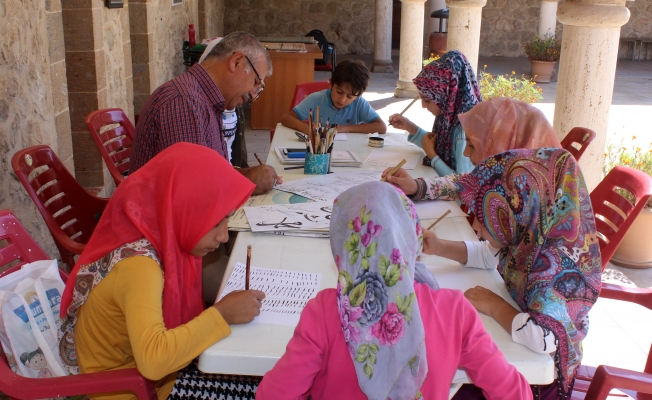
[
  {"xmin": 603, "ymin": 138, "xmax": 652, "ymax": 268},
  {"xmin": 523, "ymin": 35, "xmax": 561, "ymax": 84}
]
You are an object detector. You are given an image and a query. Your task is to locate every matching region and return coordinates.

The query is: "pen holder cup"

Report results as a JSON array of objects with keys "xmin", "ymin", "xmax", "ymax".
[{"xmin": 304, "ymin": 153, "xmax": 330, "ymax": 175}]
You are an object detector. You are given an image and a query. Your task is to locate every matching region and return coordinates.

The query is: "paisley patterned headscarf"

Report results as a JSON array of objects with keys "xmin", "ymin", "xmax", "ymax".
[
  {"xmin": 456, "ymin": 148, "xmax": 602, "ymax": 398},
  {"xmin": 413, "ymin": 50, "xmax": 481, "ymax": 170},
  {"xmin": 331, "ymin": 182, "xmax": 437, "ymax": 399}
]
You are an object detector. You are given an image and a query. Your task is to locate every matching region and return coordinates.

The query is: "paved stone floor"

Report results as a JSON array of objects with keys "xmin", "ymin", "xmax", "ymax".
[{"xmin": 243, "ymin": 54, "xmax": 652, "ymax": 376}]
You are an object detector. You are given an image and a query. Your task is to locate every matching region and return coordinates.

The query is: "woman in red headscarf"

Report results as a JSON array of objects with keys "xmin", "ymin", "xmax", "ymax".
[{"xmin": 59, "ymin": 142, "xmax": 265, "ymax": 400}]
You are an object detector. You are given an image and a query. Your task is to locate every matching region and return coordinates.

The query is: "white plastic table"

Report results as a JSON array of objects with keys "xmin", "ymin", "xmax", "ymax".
[{"xmin": 198, "ymin": 125, "xmax": 554, "ymax": 388}]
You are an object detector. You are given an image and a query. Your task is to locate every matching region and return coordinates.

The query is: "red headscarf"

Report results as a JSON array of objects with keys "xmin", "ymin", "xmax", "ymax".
[{"xmin": 60, "ymin": 142, "xmax": 254, "ymax": 328}]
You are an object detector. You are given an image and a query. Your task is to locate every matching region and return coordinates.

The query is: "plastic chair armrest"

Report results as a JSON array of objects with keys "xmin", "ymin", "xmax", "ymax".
[
  {"xmin": 600, "ymin": 282, "xmax": 652, "ymax": 310},
  {"xmin": 585, "ymin": 365, "xmax": 652, "ymax": 400},
  {"xmin": 0, "ymin": 367, "xmax": 157, "ymax": 399}
]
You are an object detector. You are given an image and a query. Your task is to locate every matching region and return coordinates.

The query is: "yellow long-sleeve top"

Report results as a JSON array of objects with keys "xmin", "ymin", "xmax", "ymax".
[{"xmin": 74, "ymin": 256, "xmax": 231, "ymax": 400}]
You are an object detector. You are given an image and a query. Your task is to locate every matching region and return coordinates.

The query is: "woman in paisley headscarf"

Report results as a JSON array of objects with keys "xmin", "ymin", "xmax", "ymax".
[
  {"xmin": 58, "ymin": 143, "xmax": 266, "ymax": 400},
  {"xmin": 257, "ymin": 182, "xmax": 531, "ymax": 399},
  {"xmin": 388, "ymin": 50, "xmax": 481, "ymax": 176},
  {"xmin": 429, "ymin": 148, "xmax": 601, "ymax": 399},
  {"xmin": 384, "ymin": 97, "xmax": 561, "ymax": 200}
]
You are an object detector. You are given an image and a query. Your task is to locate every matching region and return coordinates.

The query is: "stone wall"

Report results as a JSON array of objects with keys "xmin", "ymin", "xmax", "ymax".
[
  {"xmin": 479, "ymin": 0, "xmax": 564, "ymax": 57},
  {"xmin": 132, "ymin": 0, "xmax": 199, "ymax": 114},
  {"xmin": 620, "ymin": 0, "xmax": 652, "ymax": 59},
  {"xmin": 200, "ymin": 0, "xmax": 225, "ymax": 40},
  {"xmin": 223, "ymin": 0, "xmax": 376, "ymax": 54},
  {"xmin": 0, "ymin": 0, "xmax": 73, "ymax": 258}
]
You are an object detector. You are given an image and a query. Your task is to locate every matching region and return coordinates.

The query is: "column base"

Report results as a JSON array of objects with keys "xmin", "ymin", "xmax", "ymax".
[
  {"xmin": 394, "ymin": 87, "xmax": 419, "ymax": 98},
  {"xmin": 371, "ymin": 59, "xmax": 394, "ymax": 73}
]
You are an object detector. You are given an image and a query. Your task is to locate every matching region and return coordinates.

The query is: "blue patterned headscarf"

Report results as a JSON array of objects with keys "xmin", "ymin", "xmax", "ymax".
[
  {"xmin": 456, "ymin": 148, "xmax": 602, "ymax": 398},
  {"xmin": 413, "ymin": 50, "xmax": 481, "ymax": 170},
  {"xmin": 331, "ymin": 182, "xmax": 437, "ymax": 399}
]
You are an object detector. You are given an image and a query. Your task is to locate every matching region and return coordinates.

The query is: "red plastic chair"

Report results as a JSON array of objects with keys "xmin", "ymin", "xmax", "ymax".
[
  {"xmin": 0, "ymin": 210, "xmax": 50, "ymax": 274},
  {"xmin": 11, "ymin": 146, "xmax": 109, "ymax": 271},
  {"xmin": 561, "ymin": 127, "xmax": 597, "ymax": 161},
  {"xmin": 571, "ymin": 284, "xmax": 652, "ymax": 400},
  {"xmin": 589, "ymin": 166, "xmax": 652, "ymax": 271},
  {"xmin": 270, "ymin": 81, "xmax": 331, "ymax": 141},
  {"xmin": 85, "ymin": 108, "xmax": 135, "ymax": 186},
  {"xmin": 0, "ymin": 211, "xmax": 156, "ymax": 400}
]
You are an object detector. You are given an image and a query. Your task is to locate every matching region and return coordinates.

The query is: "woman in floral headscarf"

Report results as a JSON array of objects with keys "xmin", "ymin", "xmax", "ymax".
[
  {"xmin": 431, "ymin": 148, "xmax": 601, "ymax": 399},
  {"xmin": 257, "ymin": 182, "xmax": 531, "ymax": 400},
  {"xmin": 388, "ymin": 50, "xmax": 481, "ymax": 176}
]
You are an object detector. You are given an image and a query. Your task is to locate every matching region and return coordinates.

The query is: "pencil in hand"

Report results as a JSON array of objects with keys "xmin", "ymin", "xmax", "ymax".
[
  {"xmin": 254, "ymin": 153, "xmax": 264, "ymax": 165},
  {"xmin": 389, "ymin": 97, "xmax": 419, "ymax": 126},
  {"xmin": 427, "ymin": 210, "xmax": 451, "ymax": 230},
  {"xmin": 245, "ymin": 245, "xmax": 252, "ymax": 290},
  {"xmin": 380, "ymin": 159, "xmax": 407, "ymax": 182}
]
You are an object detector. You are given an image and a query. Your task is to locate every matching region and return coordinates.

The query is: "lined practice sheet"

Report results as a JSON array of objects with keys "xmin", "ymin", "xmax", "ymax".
[{"xmin": 217, "ymin": 262, "xmax": 323, "ymax": 326}]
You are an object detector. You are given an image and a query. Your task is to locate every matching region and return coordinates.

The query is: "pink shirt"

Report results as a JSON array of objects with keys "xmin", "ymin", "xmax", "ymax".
[{"xmin": 257, "ymin": 285, "xmax": 532, "ymax": 400}]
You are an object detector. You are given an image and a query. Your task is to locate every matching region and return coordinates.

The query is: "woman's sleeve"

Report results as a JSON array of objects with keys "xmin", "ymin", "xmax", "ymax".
[
  {"xmin": 431, "ymin": 155, "xmax": 455, "ymax": 176},
  {"xmin": 457, "ymin": 295, "xmax": 533, "ymax": 399},
  {"xmin": 512, "ymin": 314, "xmax": 558, "ymax": 354},
  {"xmin": 257, "ymin": 296, "xmax": 327, "ymax": 400},
  {"xmin": 454, "ymin": 126, "xmax": 476, "ymax": 174},
  {"xmin": 463, "ymin": 241, "xmax": 500, "ymax": 270},
  {"xmin": 116, "ymin": 257, "xmax": 232, "ymax": 381},
  {"xmin": 407, "ymin": 127, "xmax": 429, "ymax": 149},
  {"xmin": 421, "ymin": 174, "xmax": 464, "ymax": 201}
]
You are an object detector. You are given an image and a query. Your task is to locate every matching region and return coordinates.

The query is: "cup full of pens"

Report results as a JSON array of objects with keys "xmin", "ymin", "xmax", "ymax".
[{"xmin": 304, "ymin": 106, "xmax": 337, "ymax": 175}]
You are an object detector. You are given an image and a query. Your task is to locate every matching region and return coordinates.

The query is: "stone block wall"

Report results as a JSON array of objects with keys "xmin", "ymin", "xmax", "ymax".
[
  {"xmin": 479, "ymin": 0, "xmax": 564, "ymax": 58},
  {"xmin": 0, "ymin": 0, "xmax": 73, "ymax": 258},
  {"xmin": 619, "ymin": 0, "xmax": 652, "ymax": 59},
  {"xmin": 131, "ymin": 0, "xmax": 198, "ymax": 114},
  {"xmin": 200, "ymin": 0, "xmax": 225, "ymax": 40},
  {"xmin": 223, "ymin": 0, "xmax": 377, "ymax": 55}
]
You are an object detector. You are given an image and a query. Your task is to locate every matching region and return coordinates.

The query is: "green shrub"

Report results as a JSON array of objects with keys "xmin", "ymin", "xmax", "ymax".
[{"xmin": 477, "ymin": 67, "xmax": 543, "ymax": 104}]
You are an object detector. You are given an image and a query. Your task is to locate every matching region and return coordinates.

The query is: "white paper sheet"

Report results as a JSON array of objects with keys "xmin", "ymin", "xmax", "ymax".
[
  {"xmin": 413, "ymin": 200, "xmax": 467, "ymax": 220},
  {"xmin": 363, "ymin": 150, "xmax": 421, "ymax": 170},
  {"xmin": 275, "ymin": 171, "xmax": 382, "ymax": 202},
  {"xmin": 334, "ymin": 133, "xmax": 348, "ymax": 141},
  {"xmin": 382, "ymin": 134, "xmax": 416, "ymax": 147},
  {"xmin": 218, "ymin": 263, "xmax": 322, "ymax": 326},
  {"xmin": 244, "ymin": 202, "xmax": 332, "ymax": 232}
]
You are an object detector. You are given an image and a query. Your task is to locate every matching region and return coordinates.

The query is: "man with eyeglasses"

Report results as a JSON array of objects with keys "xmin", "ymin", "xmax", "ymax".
[{"xmin": 131, "ymin": 31, "xmax": 281, "ymax": 195}]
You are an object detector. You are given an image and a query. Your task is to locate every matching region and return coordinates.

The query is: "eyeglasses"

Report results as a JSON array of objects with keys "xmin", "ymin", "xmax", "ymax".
[{"xmin": 244, "ymin": 55, "xmax": 265, "ymax": 102}]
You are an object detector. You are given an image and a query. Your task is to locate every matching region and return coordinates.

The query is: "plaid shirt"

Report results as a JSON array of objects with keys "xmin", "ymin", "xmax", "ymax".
[{"xmin": 130, "ymin": 64, "xmax": 227, "ymax": 172}]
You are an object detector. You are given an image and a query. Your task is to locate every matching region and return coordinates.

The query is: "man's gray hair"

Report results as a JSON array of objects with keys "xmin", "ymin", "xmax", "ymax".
[{"xmin": 205, "ymin": 31, "xmax": 272, "ymax": 77}]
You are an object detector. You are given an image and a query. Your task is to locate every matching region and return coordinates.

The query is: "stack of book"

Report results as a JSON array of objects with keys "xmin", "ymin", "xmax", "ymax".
[{"xmin": 274, "ymin": 147, "xmax": 362, "ymax": 167}]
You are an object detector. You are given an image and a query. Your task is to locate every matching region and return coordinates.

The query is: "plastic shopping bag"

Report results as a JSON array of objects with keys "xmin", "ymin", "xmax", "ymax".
[{"xmin": 0, "ymin": 260, "xmax": 67, "ymax": 378}]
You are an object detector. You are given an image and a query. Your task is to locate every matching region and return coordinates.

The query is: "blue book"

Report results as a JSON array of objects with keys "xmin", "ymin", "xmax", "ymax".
[{"xmin": 287, "ymin": 152, "xmax": 306, "ymax": 159}]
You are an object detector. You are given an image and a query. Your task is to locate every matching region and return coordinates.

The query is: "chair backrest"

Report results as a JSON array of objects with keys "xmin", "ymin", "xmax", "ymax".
[
  {"xmin": 590, "ymin": 166, "xmax": 652, "ymax": 270},
  {"xmin": 0, "ymin": 210, "xmax": 50, "ymax": 275},
  {"xmin": 560, "ymin": 127, "xmax": 596, "ymax": 161},
  {"xmin": 11, "ymin": 146, "xmax": 109, "ymax": 266},
  {"xmin": 85, "ymin": 108, "xmax": 135, "ymax": 186},
  {"xmin": 290, "ymin": 81, "xmax": 331, "ymax": 109}
]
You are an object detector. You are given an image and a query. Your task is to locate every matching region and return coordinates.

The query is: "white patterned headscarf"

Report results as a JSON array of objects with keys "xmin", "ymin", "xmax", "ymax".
[{"xmin": 331, "ymin": 181, "xmax": 437, "ymax": 399}]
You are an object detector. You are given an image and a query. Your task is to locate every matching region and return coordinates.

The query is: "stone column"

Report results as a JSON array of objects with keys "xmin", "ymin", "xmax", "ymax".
[
  {"xmin": 539, "ymin": 0, "xmax": 559, "ymax": 38},
  {"xmin": 553, "ymin": 0, "xmax": 630, "ymax": 190},
  {"xmin": 445, "ymin": 0, "xmax": 486, "ymax": 73},
  {"xmin": 372, "ymin": 0, "xmax": 394, "ymax": 73},
  {"xmin": 395, "ymin": 0, "xmax": 428, "ymax": 98}
]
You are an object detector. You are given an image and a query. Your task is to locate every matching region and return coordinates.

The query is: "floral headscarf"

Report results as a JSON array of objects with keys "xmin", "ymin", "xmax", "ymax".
[
  {"xmin": 456, "ymin": 148, "xmax": 602, "ymax": 398},
  {"xmin": 413, "ymin": 50, "xmax": 481, "ymax": 170},
  {"xmin": 331, "ymin": 181, "xmax": 438, "ymax": 399},
  {"xmin": 458, "ymin": 97, "xmax": 561, "ymax": 160}
]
